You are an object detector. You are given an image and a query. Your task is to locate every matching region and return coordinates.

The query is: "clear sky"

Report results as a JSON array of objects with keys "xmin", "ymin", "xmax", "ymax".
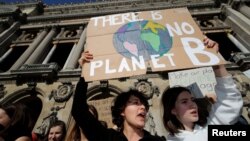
[{"xmin": 0, "ymin": 0, "xmax": 96, "ymax": 5}]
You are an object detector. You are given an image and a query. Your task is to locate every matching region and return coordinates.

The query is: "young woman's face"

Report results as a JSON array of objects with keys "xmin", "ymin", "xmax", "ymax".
[
  {"xmin": 122, "ymin": 95, "xmax": 147, "ymax": 129},
  {"xmin": 48, "ymin": 125, "xmax": 64, "ymax": 141},
  {"xmin": 171, "ymin": 91, "xmax": 198, "ymax": 126}
]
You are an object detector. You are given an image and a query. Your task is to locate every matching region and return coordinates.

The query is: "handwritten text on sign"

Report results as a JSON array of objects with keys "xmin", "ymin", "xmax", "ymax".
[{"xmin": 169, "ymin": 67, "xmax": 217, "ymax": 97}]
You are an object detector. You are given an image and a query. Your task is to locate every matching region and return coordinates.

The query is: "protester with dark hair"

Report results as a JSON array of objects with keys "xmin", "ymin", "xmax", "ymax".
[
  {"xmin": 161, "ymin": 37, "xmax": 243, "ymax": 141},
  {"xmin": 71, "ymin": 51, "xmax": 165, "ymax": 141},
  {"xmin": 0, "ymin": 103, "xmax": 33, "ymax": 141},
  {"xmin": 111, "ymin": 89, "xmax": 149, "ymax": 131}
]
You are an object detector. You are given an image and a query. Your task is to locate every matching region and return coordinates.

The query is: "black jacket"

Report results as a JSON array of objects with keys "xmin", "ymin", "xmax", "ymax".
[{"xmin": 71, "ymin": 77, "xmax": 165, "ymax": 141}]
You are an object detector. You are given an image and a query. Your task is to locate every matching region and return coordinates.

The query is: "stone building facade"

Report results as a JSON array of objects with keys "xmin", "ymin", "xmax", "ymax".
[{"xmin": 0, "ymin": 0, "xmax": 249, "ymax": 138}]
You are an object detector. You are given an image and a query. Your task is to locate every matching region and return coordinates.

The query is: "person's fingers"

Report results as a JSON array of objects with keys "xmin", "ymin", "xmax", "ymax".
[
  {"xmin": 85, "ymin": 52, "xmax": 93, "ymax": 58},
  {"xmin": 207, "ymin": 41, "xmax": 219, "ymax": 53},
  {"xmin": 81, "ymin": 51, "xmax": 87, "ymax": 57},
  {"xmin": 203, "ymin": 37, "xmax": 209, "ymax": 46},
  {"xmin": 203, "ymin": 36, "xmax": 208, "ymax": 41},
  {"xmin": 207, "ymin": 41, "xmax": 215, "ymax": 48},
  {"xmin": 204, "ymin": 38, "xmax": 216, "ymax": 47},
  {"xmin": 203, "ymin": 37, "xmax": 219, "ymax": 53},
  {"xmin": 78, "ymin": 58, "xmax": 84, "ymax": 66},
  {"xmin": 78, "ymin": 51, "xmax": 87, "ymax": 66},
  {"xmin": 84, "ymin": 53, "xmax": 93, "ymax": 61},
  {"xmin": 78, "ymin": 50, "xmax": 94, "ymax": 67}
]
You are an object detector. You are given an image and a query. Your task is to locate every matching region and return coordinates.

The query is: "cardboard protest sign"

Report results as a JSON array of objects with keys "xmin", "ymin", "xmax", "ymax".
[
  {"xmin": 83, "ymin": 8, "xmax": 226, "ymax": 81},
  {"xmin": 169, "ymin": 67, "xmax": 217, "ymax": 97},
  {"xmin": 88, "ymin": 97, "xmax": 114, "ymax": 128}
]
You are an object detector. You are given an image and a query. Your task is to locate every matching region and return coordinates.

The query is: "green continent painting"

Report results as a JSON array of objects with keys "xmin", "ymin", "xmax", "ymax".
[{"xmin": 113, "ymin": 20, "xmax": 173, "ymax": 61}]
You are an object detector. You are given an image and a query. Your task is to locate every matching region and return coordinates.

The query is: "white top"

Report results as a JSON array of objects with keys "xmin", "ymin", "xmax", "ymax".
[{"xmin": 167, "ymin": 75, "xmax": 243, "ymax": 141}]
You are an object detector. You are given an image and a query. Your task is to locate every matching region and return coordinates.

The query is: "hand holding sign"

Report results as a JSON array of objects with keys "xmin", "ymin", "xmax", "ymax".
[
  {"xmin": 168, "ymin": 38, "xmax": 225, "ymax": 103},
  {"xmin": 79, "ymin": 51, "xmax": 93, "ymax": 77},
  {"xmin": 204, "ymin": 36, "xmax": 219, "ymax": 53},
  {"xmin": 78, "ymin": 51, "xmax": 93, "ymax": 67}
]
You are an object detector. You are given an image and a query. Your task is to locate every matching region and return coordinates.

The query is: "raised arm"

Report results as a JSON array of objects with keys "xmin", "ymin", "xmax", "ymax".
[
  {"xmin": 71, "ymin": 51, "xmax": 108, "ymax": 141},
  {"xmin": 204, "ymin": 37, "xmax": 243, "ymax": 125},
  {"xmin": 204, "ymin": 36, "xmax": 230, "ymax": 77}
]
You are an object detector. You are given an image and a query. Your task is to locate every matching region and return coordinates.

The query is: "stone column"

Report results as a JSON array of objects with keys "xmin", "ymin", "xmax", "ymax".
[
  {"xmin": 42, "ymin": 28, "xmax": 65, "ymax": 64},
  {"xmin": 223, "ymin": 5, "xmax": 250, "ymax": 51},
  {"xmin": 0, "ymin": 48, "xmax": 13, "ymax": 63},
  {"xmin": 238, "ymin": 3, "xmax": 250, "ymax": 19},
  {"xmin": 62, "ymin": 43, "xmax": 77, "ymax": 69},
  {"xmin": 42, "ymin": 44, "xmax": 57, "ymax": 64},
  {"xmin": 10, "ymin": 29, "xmax": 49, "ymax": 70},
  {"xmin": 63, "ymin": 27, "xmax": 86, "ymax": 70},
  {"xmin": 25, "ymin": 27, "xmax": 58, "ymax": 64},
  {"xmin": 0, "ymin": 22, "xmax": 20, "ymax": 44},
  {"xmin": 227, "ymin": 33, "xmax": 250, "ymax": 53},
  {"xmin": 16, "ymin": 31, "xmax": 26, "ymax": 41}
]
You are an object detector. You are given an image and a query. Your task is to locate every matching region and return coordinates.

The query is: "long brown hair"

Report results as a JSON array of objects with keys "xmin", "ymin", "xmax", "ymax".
[{"xmin": 161, "ymin": 86, "xmax": 208, "ymax": 135}]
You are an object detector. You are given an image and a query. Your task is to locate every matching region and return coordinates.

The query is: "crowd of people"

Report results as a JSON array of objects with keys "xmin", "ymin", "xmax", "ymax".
[
  {"xmin": 0, "ymin": 37, "xmax": 245, "ymax": 141},
  {"xmin": 71, "ymin": 37, "xmax": 244, "ymax": 141}
]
